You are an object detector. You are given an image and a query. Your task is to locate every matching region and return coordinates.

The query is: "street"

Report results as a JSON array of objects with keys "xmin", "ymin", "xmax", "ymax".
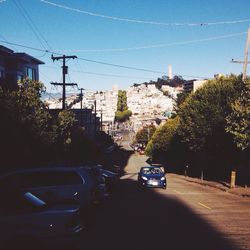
[{"xmin": 79, "ymin": 136, "xmax": 250, "ymax": 250}]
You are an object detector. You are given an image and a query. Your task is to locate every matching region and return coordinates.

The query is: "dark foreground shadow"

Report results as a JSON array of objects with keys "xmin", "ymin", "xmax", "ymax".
[
  {"xmin": 102, "ymin": 146, "xmax": 134, "ymax": 176},
  {"xmin": 79, "ymin": 179, "xmax": 238, "ymax": 250}
]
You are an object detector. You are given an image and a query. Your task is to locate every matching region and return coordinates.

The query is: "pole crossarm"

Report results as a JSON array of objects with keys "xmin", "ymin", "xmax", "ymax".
[
  {"xmin": 51, "ymin": 82, "xmax": 78, "ymax": 86},
  {"xmin": 51, "ymin": 54, "xmax": 77, "ymax": 61},
  {"xmin": 231, "ymin": 59, "xmax": 250, "ymax": 64},
  {"xmin": 50, "ymin": 54, "xmax": 78, "ymax": 109}
]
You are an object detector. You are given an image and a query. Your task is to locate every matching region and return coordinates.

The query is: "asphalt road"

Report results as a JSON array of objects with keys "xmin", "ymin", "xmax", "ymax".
[{"xmin": 78, "ymin": 136, "xmax": 250, "ymax": 250}]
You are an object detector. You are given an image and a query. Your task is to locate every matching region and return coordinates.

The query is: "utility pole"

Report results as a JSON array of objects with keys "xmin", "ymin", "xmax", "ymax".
[
  {"xmin": 243, "ymin": 28, "xmax": 250, "ymax": 81},
  {"xmin": 94, "ymin": 100, "xmax": 97, "ymax": 135},
  {"xmin": 51, "ymin": 54, "xmax": 77, "ymax": 109},
  {"xmin": 78, "ymin": 88, "xmax": 85, "ymax": 110},
  {"xmin": 78, "ymin": 88, "xmax": 85, "ymax": 126},
  {"xmin": 231, "ymin": 28, "xmax": 250, "ymax": 81},
  {"xmin": 100, "ymin": 109, "xmax": 103, "ymax": 132}
]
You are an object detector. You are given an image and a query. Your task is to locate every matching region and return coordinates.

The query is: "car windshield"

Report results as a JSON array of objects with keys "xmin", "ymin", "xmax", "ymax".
[{"xmin": 141, "ymin": 167, "xmax": 163, "ymax": 175}]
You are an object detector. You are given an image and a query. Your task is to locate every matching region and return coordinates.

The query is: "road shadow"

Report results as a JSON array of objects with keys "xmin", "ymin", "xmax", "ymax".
[
  {"xmin": 102, "ymin": 145, "xmax": 134, "ymax": 176},
  {"xmin": 80, "ymin": 178, "xmax": 238, "ymax": 250}
]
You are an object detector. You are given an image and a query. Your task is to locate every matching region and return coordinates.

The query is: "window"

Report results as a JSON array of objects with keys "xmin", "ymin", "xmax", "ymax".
[{"xmin": 26, "ymin": 67, "xmax": 36, "ymax": 80}]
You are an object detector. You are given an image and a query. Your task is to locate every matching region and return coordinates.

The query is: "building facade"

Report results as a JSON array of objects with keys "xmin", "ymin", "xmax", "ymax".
[
  {"xmin": 0, "ymin": 45, "xmax": 44, "ymax": 88},
  {"xmin": 183, "ymin": 79, "xmax": 208, "ymax": 93}
]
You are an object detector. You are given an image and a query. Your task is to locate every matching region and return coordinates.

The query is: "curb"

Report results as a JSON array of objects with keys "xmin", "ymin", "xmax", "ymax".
[{"xmin": 180, "ymin": 175, "xmax": 250, "ymax": 198}]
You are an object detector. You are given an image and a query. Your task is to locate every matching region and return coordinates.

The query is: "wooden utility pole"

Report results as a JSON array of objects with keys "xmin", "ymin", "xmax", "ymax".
[
  {"xmin": 77, "ymin": 88, "xmax": 85, "ymax": 125},
  {"xmin": 51, "ymin": 54, "xmax": 77, "ymax": 109},
  {"xmin": 243, "ymin": 28, "xmax": 250, "ymax": 81},
  {"xmin": 78, "ymin": 88, "xmax": 85, "ymax": 110},
  {"xmin": 94, "ymin": 100, "xmax": 97, "ymax": 135},
  {"xmin": 231, "ymin": 28, "xmax": 250, "ymax": 81},
  {"xmin": 100, "ymin": 109, "xmax": 103, "ymax": 132}
]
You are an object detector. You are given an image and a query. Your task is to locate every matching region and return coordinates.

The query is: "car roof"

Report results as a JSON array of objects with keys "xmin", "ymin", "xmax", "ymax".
[
  {"xmin": 0, "ymin": 166, "xmax": 90, "ymax": 178},
  {"xmin": 141, "ymin": 165, "xmax": 161, "ymax": 169}
]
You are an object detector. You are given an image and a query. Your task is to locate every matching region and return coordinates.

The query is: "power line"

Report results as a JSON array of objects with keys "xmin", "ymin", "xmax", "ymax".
[
  {"xmin": 13, "ymin": 0, "xmax": 47, "ymax": 50},
  {"xmin": 42, "ymin": 64, "xmax": 158, "ymax": 80},
  {"xmin": 17, "ymin": 0, "xmax": 52, "ymax": 50},
  {"xmin": 13, "ymin": 0, "xmax": 52, "ymax": 50},
  {"xmin": 0, "ymin": 40, "xmax": 50, "ymax": 53},
  {"xmin": 77, "ymin": 56, "xmax": 166, "ymax": 74},
  {"xmin": 0, "ymin": 40, "xmax": 208, "ymax": 78},
  {"xmin": 40, "ymin": 0, "xmax": 250, "ymax": 27},
  {"xmin": 55, "ymin": 32, "xmax": 247, "ymax": 53}
]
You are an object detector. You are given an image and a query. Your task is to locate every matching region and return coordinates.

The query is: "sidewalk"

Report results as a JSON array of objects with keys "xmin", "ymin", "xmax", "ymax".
[{"xmin": 177, "ymin": 174, "xmax": 250, "ymax": 198}]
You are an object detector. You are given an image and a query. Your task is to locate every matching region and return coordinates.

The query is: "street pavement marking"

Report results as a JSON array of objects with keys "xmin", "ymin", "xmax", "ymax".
[
  {"xmin": 174, "ymin": 189, "xmax": 181, "ymax": 194},
  {"xmin": 198, "ymin": 202, "xmax": 212, "ymax": 210}
]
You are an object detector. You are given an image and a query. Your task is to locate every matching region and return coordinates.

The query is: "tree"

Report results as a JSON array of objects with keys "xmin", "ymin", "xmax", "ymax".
[
  {"xmin": 174, "ymin": 91, "xmax": 190, "ymax": 112},
  {"xmin": 176, "ymin": 75, "xmax": 245, "ymax": 177},
  {"xmin": 0, "ymin": 79, "xmax": 55, "ymax": 169},
  {"xmin": 56, "ymin": 110, "xmax": 76, "ymax": 150},
  {"xmin": 115, "ymin": 90, "xmax": 132, "ymax": 122},
  {"xmin": 226, "ymin": 82, "xmax": 250, "ymax": 151},
  {"xmin": 135, "ymin": 124, "xmax": 156, "ymax": 144},
  {"xmin": 145, "ymin": 117, "xmax": 180, "ymax": 158},
  {"xmin": 178, "ymin": 75, "xmax": 244, "ymax": 152}
]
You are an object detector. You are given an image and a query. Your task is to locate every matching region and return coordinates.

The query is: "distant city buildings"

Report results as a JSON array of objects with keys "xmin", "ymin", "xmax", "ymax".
[
  {"xmin": 45, "ymin": 83, "xmax": 181, "ymax": 133},
  {"xmin": 0, "ymin": 45, "xmax": 44, "ymax": 88},
  {"xmin": 127, "ymin": 84, "xmax": 181, "ymax": 131}
]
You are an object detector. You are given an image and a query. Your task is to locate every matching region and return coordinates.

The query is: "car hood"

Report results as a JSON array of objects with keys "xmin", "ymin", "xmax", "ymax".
[{"xmin": 142, "ymin": 174, "xmax": 165, "ymax": 179}]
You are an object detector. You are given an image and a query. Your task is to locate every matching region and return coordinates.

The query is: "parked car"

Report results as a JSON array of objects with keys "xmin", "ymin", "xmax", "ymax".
[
  {"xmin": 100, "ymin": 169, "xmax": 119, "ymax": 193},
  {"xmin": 0, "ymin": 191, "xmax": 83, "ymax": 250},
  {"xmin": 138, "ymin": 166, "xmax": 167, "ymax": 189},
  {"xmin": 84, "ymin": 166, "xmax": 107, "ymax": 203},
  {"xmin": 0, "ymin": 167, "xmax": 97, "ymax": 222}
]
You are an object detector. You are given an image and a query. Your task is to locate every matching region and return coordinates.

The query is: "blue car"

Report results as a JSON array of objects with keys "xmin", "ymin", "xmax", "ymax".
[{"xmin": 138, "ymin": 166, "xmax": 167, "ymax": 189}]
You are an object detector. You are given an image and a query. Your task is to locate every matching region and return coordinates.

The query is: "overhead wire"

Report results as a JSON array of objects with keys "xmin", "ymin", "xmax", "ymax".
[
  {"xmin": 17, "ymin": 0, "xmax": 53, "ymax": 50},
  {"xmin": 56, "ymin": 32, "xmax": 247, "ymax": 53},
  {"xmin": 42, "ymin": 64, "xmax": 157, "ymax": 80},
  {"xmin": 40, "ymin": 0, "xmax": 250, "ymax": 27},
  {"xmin": 13, "ymin": 0, "xmax": 52, "ymax": 51},
  {"xmin": 0, "ymin": 39, "xmax": 209, "ymax": 78}
]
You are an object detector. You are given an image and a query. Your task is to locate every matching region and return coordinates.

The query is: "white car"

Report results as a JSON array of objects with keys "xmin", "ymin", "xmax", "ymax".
[{"xmin": 0, "ymin": 192, "xmax": 84, "ymax": 250}]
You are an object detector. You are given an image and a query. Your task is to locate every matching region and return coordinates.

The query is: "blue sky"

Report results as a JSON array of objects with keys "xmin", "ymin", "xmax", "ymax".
[{"xmin": 0, "ymin": 0, "xmax": 250, "ymax": 91}]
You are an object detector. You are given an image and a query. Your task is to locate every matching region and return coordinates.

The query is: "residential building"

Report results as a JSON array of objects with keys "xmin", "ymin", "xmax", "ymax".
[
  {"xmin": 183, "ymin": 79, "xmax": 208, "ymax": 93},
  {"xmin": 0, "ymin": 45, "xmax": 44, "ymax": 88}
]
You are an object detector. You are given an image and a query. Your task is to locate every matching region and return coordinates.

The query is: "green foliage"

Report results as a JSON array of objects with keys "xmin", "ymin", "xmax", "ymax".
[
  {"xmin": 0, "ymin": 79, "xmax": 55, "ymax": 168},
  {"xmin": 175, "ymin": 91, "xmax": 190, "ymax": 112},
  {"xmin": 178, "ymin": 75, "xmax": 244, "ymax": 152},
  {"xmin": 0, "ymin": 79, "xmax": 102, "ymax": 170},
  {"xmin": 145, "ymin": 75, "xmax": 249, "ymax": 181},
  {"xmin": 135, "ymin": 124, "xmax": 156, "ymax": 143},
  {"xmin": 145, "ymin": 117, "xmax": 180, "ymax": 157},
  {"xmin": 115, "ymin": 110, "xmax": 132, "ymax": 122},
  {"xmin": 115, "ymin": 90, "xmax": 132, "ymax": 122},
  {"xmin": 56, "ymin": 110, "xmax": 76, "ymax": 149},
  {"xmin": 134, "ymin": 75, "xmax": 186, "ymax": 89},
  {"xmin": 226, "ymin": 82, "xmax": 250, "ymax": 151},
  {"xmin": 117, "ymin": 90, "xmax": 128, "ymax": 112}
]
